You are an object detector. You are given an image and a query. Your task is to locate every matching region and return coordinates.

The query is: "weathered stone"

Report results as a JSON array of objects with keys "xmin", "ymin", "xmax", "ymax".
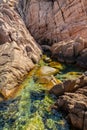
[
  {"xmin": 84, "ymin": 112, "xmax": 87, "ymax": 130},
  {"xmin": 17, "ymin": 0, "xmax": 87, "ymax": 67},
  {"xmin": 56, "ymin": 84, "xmax": 87, "ymax": 130},
  {"xmin": 50, "ymin": 73, "xmax": 87, "ymax": 96},
  {"xmin": 37, "ymin": 75, "xmax": 61, "ymax": 90},
  {"xmin": 64, "ymin": 79, "xmax": 76, "ymax": 92},
  {"xmin": 51, "ymin": 37, "xmax": 87, "ymax": 68},
  {"xmin": 50, "ymin": 83, "xmax": 64, "ymax": 96},
  {"xmin": 0, "ymin": 3, "xmax": 41, "ymax": 98},
  {"xmin": 77, "ymin": 48, "xmax": 87, "ymax": 68},
  {"xmin": 18, "ymin": 0, "xmax": 87, "ymax": 44}
]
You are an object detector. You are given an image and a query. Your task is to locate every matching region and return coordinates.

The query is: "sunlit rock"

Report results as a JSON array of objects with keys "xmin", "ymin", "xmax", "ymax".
[{"xmin": 36, "ymin": 66, "xmax": 58, "ymax": 76}]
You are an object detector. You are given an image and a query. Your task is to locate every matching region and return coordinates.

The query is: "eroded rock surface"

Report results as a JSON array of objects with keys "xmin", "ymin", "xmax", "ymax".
[
  {"xmin": 51, "ymin": 37, "xmax": 87, "ymax": 68},
  {"xmin": 52, "ymin": 72, "xmax": 87, "ymax": 130},
  {"xmin": 50, "ymin": 72, "xmax": 87, "ymax": 96},
  {"xmin": 0, "ymin": 3, "xmax": 41, "ymax": 98},
  {"xmin": 18, "ymin": 0, "xmax": 87, "ymax": 44},
  {"xmin": 56, "ymin": 86, "xmax": 87, "ymax": 130}
]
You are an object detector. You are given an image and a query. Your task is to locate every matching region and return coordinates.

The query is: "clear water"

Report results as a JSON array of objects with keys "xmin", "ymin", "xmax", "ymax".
[{"xmin": 0, "ymin": 56, "xmax": 84, "ymax": 130}]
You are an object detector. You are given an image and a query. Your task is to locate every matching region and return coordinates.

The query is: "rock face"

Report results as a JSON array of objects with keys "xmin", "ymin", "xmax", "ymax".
[
  {"xmin": 51, "ymin": 37, "xmax": 87, "ymax": 68},
  {"xmin": 51, "ymin": 72, "xmax": 87, "ymax": 129},
  {"xmin": 18, "ymin": 0, "xmax": 87, "ymax": 44},
  {"xmin": 52, "ymin": 72, "xmax": 87, "ymax": 130},
  {"xmin": 56, "ymin": 86, "xmax": 87, "ymax": 130},
  {"xmin": 0, "ymin": 0, "xmax": 86, "ymax": 128},
  {"xmin": 0, "ymin": 3, "xmax": 41, "ymax": 99}
]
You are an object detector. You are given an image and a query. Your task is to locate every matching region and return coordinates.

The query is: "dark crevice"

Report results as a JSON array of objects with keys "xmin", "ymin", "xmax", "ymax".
[{"xmin": 57, "ymin": 0, "xmax": 65, "ymax": 22}]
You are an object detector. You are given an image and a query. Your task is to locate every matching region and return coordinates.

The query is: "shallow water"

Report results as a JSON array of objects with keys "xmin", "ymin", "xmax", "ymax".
[{"xmin": 0, "ymin": 55, "xmax": 84, "ymax": 130}]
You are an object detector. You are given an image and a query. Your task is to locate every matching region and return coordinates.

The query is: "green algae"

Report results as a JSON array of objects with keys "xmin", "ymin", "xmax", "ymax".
[
  {"xmin": 0, "ymin": 55, "xmax": 84, "ymax": 130},
  {"xmin": 56, "ymin": 64, "xmax": 83, "ymax": 81}
]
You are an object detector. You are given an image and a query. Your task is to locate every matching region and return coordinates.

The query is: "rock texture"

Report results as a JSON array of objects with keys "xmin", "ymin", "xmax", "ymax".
[
  {"xmin": 18, "ymin": 0, "xmax": 87, "ymax": 44},
  {"xmin": 51, "ymin": 37, "xmax": 87, "ymax": 68},
  {"xmin": 0, "ymin": 3, "xmax": 41, "ymax": 99},
  {"xmin": 56, "ymin": 86, "xmax": 87, "ymax": 130},
  {"xmin": 52, "ymin": 72, "xmax": 87, "ymax": 130},
  {"xmin": 51, "ymin": 72, "xmax": 87, "ymax": 129},
  {"xmin": 50, "ymin": 72, "xmax": 87, "ymax": 96}
]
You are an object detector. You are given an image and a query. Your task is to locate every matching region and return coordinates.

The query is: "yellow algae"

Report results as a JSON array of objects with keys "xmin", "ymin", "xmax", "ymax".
[
  {"xmin": 56, "ymin": 71, "xmax": 82, "ymax": 81},
  {"xmin": 42, "ymin": 55, "xmax": 52, "ymax": 63},
  {"xmin": 64, "ymin": 71, "xmax": 82, "ymax": 79},
  {"xmin": 57, "ymin": 120, "xmax": 65, "ymax": 126},
  {"xmin": 67, "ymin": 71, "xmax": 81, "ymax": 75},
  {"xmin": 36, "ymin": 75, "xmax": 62, "ymax": 90},
  {"xmin": 26, "ymin": 112, "xmax": 45, "ymax": 130},
  {"xmin": 11, "ymin": 67, "xmax": 38, "ymax": 98},
  {"xmin": 49, "ymin": 61, "xmax": 64, "ymax": 70}
]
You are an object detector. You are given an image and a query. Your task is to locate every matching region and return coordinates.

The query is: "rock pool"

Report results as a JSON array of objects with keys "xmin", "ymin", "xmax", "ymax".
[{"xmin": 0, "ymin": 55, "xmax": 84, "ymax": 130}]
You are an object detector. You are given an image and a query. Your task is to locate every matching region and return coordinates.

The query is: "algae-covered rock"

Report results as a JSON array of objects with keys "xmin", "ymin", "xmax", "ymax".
[
  {"xmin": 49, "ymin": 61, "xmax": 64, "ymax": 70},
  {"xmin": 56, "ymin": 71, "xmax": 82, "ymax": 81},
  {"xmin": 37, "ymin": 75, "xmax": 61, "ymax": 90},
  {"xmin": 42, "ymin": 55, "xmax": 52, "ymax": 63}
]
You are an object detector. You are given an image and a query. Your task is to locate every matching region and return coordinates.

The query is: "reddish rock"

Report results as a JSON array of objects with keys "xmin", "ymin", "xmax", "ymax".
[{"xmin": 18, "ymin": 0, "xmax": 87, "ymax": 44}]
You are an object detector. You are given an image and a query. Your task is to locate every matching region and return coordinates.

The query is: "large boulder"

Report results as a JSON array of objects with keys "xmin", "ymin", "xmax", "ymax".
[
  {"xmin": 0, "ymin": 3, "xmax": 41, "ymax": 99},
  {"xmin": 50, "ymin": 72, "xmax": 87, "ymax": 96},
  {"xmin": 56, "ymin": 86, "xmax": 87, "ymax": 130},
  {"xmin": 51, "ymin": 37, "xmax": 87, "ymax": 68},
  {"xmin": 53, "ymin": 72, "xmax": 87, "ymax": 129},
  {"xmin": 18, "ymin": 0, "xmax": 87, "ymax": 44}
]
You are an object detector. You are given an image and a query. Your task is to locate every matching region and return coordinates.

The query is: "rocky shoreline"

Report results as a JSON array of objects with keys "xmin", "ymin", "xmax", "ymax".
[
  {"xmin": 50, "ymin": 72, "xmax": 87, "ymax": 130},
  {"xmin": 0, "ymin": 0, "xmax": 87, "ymax": 130}
]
